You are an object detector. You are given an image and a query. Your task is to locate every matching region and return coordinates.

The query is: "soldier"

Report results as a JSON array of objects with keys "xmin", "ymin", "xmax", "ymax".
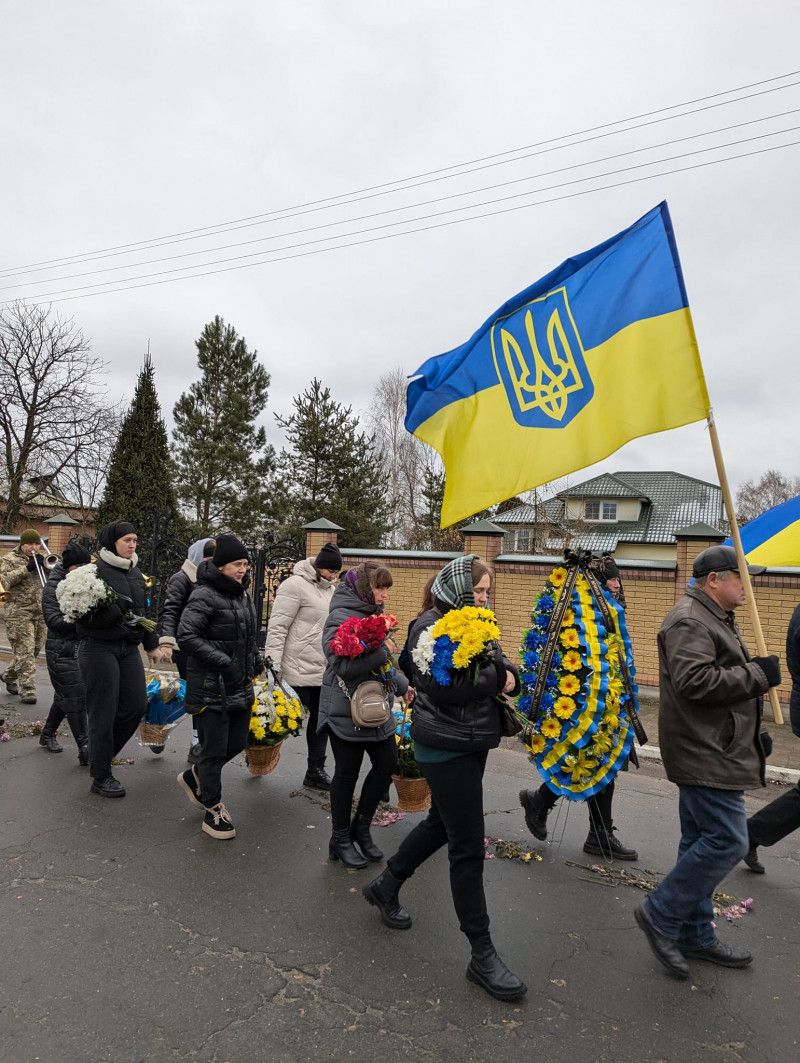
[{"xmin": 0, "ymin": 529, "xmax": 47, "ymax": 705}]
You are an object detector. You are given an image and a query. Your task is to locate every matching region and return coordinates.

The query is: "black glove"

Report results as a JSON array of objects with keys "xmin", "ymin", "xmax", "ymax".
[
  {"xmin": 753, "ymin": 655, "xmax": 781, "ymax": 687},
  {"xmin": 759, "ymin": 730, "xmax": 773, "ymax": 757},
  {"xmin": 26, "ymin": 555, "xmax": 43, "ymax": 573}
]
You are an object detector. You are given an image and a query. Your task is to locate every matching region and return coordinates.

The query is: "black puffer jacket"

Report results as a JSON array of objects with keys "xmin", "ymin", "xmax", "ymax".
[
  {"xmin": 318, "ymin": 581, "xmax": 408, "ymax": 742},
  {"xmin": 178, "ymin": 561, "xmax": 263, "ymax": 714},
  {"xmin": 408, "ymin": 605, "xmax": 518, "ymax": 753},
  {"xmin": 74, "ymin": 550, "xmax": 159, "ymax": 651},
  {"xmin": 42, "ymin": 561, "xmax": 85, "ymax": 713}
]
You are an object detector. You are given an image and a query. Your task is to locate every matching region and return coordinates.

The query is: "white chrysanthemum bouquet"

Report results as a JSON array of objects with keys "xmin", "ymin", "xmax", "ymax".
[{"xmin": 56, "ymin": 564, "xmax": 156, "ymax": 632}]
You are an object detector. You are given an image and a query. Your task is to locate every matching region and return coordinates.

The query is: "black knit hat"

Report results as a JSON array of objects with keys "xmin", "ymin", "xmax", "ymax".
[
  {"xmin": 62, "ymin": 543, "xmax": 91, "ymax": 569},
  {"xmin": 599, "ymin": 555, "xmax": 620, "ymax": 582},
  {"xmin": 99, "ymin": 521, "xmax": 136, "ymax": 552},
  {"xmin": 212, "ymin": 534, "xmax": 249, "ymax": 567},
  {"xmin": 314, "ymin": 542, "xmax": 342, "ymax": 571}
]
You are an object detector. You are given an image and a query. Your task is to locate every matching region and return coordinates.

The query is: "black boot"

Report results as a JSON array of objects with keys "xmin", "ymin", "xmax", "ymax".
[
  {"xmin": 583, "ymin": 825, "xmax": 638, "ymax": 861},
  {"xmin": 519, "ymin": 788, "xmax": 551, "ymax": 841},
  {"xmin": 39, "ymin": 731, "xmax": 63, "ymax": 753},
  {"xmin": 328, "ymin": 829, "xmax": 367, "ymax": 869},
  {"xmin": 466, "ymin": 938, "xmax": 527, "ymax": 1001},
  {"xmin": 78, "ymin": 743, "xmax": 89, "ymax": 767},
  {"xmin": 363, "ymin": 868, "xmax": 411, "ymax": 928},
  {"xmin": 303, "ymin": 765, "xmax": 332, "ymax": 791},
  {"xmin": 351, "ymin": 813, "xmax": 383, "ymax": 861}
]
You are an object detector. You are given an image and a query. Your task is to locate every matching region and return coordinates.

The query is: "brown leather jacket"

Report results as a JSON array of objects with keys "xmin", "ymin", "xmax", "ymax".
[{"xmin": 657, "ymin": 584, "xmax": 769, "ymax": 790}]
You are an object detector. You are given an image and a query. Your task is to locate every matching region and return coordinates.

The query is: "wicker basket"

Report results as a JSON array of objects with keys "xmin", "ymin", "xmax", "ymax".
[
  {"xmin": 139, "ymin": 722, "xmax": 171, "ymax": 747},
  {"xmin": 245, "ymin": 743, "xmax": 282, "ymax": 776},
  {"xmin": 391, "ymin": 773, "xmax": 431, "ymax": 812}
]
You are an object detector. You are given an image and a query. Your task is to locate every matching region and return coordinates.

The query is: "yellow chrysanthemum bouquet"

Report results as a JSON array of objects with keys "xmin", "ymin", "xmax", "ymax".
[
  {"xmin": 411, "ymin": 606, "xmax": 501, "ymax": 685},
  {"xmin": 249, "ymin": 672, "xmax": 304, "ymax": 748}
]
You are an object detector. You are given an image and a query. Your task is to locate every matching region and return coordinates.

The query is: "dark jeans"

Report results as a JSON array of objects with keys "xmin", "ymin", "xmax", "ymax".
[
  {"xmin": 293, "ymin": 685, "xmax": 328, "ymax": 769},
  {"xmin": 748, "ymin": 783, "xmax": 800, "ymax": 848},
  {"xmin": 327, "ymin": 729, "xmax": 397, "ymax": 830},
  {"xmin": 388, "ymin": 750, "xmax": 490, "ymax": 943},
  {"xmin": 537, "ymin": 778, "xmax": 616, "ymax": 831},
  {"xmin": 195, "ymin": 707, "xmax": 250, "ymax": 808},
  {"xmin": 645, "ymin": 785, "xmax": 748, "ymax": 950},
  {"xmin": 78, "ymin": 640, "xmax": 147, "ymax": 782}
]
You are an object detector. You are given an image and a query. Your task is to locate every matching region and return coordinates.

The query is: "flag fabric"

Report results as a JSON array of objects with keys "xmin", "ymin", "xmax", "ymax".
[
  {"xmin": 405, "ymin": 202, "xmax": 711, "ymax": 526},
  {"xmin": 724, "ymin": 495, "xmax": 800, "ymax": 567}
]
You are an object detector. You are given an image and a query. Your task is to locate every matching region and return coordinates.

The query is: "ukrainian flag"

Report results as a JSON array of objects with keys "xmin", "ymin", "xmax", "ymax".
[
  {"xmin": 406, "ymin": 202, "xmax": 711, "ymax": 526},
  {"xmin": 724, "ymin": 495, "xmax": 800, "ymax": 567}
]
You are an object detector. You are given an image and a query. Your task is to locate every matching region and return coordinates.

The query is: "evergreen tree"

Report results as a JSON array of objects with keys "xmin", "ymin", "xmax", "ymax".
[
  {"xmin": 172, "ymin": 316, "xmax": 275, "ymax": 536},
  {"xmin": 95, "ymin": 354, "xmax": 180, "ymax": 566},
  {"xmin": 275, "ymin": 378, "xmax": 391, "ymax": 547}
]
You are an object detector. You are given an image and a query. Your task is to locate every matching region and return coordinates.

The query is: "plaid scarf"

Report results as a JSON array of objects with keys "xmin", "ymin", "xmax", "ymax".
[{"xmin": 431, "ymin": 554, "xmax": 478, "ymax": 611}]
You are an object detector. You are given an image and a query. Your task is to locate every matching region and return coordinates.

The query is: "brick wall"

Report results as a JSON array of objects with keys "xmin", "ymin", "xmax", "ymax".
[{"xmin": 310, "ymin": 528, "xmax": 800, "ymax": 707}]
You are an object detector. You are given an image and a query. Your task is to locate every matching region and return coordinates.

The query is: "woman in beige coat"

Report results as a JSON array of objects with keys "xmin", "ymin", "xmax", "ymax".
[{"xmin": 264, "ymin": 543, "xmax": 342, "ymax": 789}]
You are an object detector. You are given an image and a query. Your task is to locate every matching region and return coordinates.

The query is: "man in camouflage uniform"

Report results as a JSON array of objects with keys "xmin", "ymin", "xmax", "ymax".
[{"xmin": 0, "ymin": 529, "xmax": 47, "ymax": 704}]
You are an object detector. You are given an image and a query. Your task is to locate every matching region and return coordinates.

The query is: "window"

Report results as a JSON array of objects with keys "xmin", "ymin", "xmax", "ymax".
[{"xmin": 584, "ymin": 500, "xmax": 617, "ymax": 522}]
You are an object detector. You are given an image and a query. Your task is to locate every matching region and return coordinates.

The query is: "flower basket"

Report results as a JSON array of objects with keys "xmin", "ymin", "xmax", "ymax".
[
  {"xmin": 391, "ymin": 773, "xmax": 431, "ymax": 812},
  {"xmin": 139, "ymin": 721, "xmax": 171, "ymax": 747},
  {"xmin": 245, "ymin": 743, "xmax": 282, "ymax": 776}
]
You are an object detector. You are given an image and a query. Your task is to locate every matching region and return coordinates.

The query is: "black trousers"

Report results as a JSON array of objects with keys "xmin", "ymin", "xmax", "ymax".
[
  {"xmin": 537, "ymin": 777, "xmax": 615, "ymax": 831},
  {"xmin": 293, "ymin": 685, "xmax": 328, "ymax": 769},
  {"xmin": 748, "ymin": 783, "xmax": 800, "ymax": 848},
  {"xmin": 388, "ymin": 750, "xmax": 490, "ymax": 944},
  {"xmin": 78, "ymin": 640, "xmax": 147, "ymax": 781},
  {"xmin": 327, "ymin": 729, "xmax": 397, "ymax": 830},
  {"xmin": 195, "ymin": 707, "xmax": 250, "ymax": 808}
]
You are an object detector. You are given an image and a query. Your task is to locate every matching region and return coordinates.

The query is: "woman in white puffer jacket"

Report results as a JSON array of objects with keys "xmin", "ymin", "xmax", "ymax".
[{"xmin": 264, "ymin": 543, "xmax": 342, "ymax": 790}]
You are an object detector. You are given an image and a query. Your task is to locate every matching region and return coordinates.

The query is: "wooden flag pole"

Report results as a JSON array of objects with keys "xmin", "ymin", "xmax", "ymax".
[{"xmin": 707, "ymin": 411, "xmax": 784, "ymax": 724}]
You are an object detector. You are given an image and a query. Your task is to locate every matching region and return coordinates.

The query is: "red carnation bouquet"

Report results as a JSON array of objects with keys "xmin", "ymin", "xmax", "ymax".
[{"xmin": 330, "ymin": 613, "xmax": 398, "ymax": 658}]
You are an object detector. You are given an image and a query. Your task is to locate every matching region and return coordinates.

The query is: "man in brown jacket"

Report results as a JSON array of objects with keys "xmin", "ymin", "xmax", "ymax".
[{"xmin": 634, "ymin": 545, "xmax": 781, "ymax": 979}]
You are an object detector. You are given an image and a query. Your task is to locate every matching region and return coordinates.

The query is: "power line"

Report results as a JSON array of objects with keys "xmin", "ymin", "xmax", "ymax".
[
  {"xmin": 2, "ymin": 106, "xmax": 796, "ymax": 293},
  {"xmin": 9, "ymin": 136, "xmax": 797, "ymax": 307},
  {"xmin": 2, "ymin": 70, "xmax": 799, "ymax": 277}
]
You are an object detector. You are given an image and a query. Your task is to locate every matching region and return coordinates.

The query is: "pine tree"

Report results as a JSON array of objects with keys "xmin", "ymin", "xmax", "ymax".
[
  {"xmin": 274, "ymin": 378, "xmax": 391, "ymax": 547},
  {"xmin": 94, "ymin": 354, "xmax": 180, "ymax": 565},
  {"xmin": 172, "ymin": 316, "xmax": 275, "ymax": 536}
]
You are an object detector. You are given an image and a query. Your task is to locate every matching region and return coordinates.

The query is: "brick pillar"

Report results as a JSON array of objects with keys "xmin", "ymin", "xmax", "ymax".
[
  {"xmin": 461, "ymin": 519, "xmax": 506, "ymax": 565},
  {"xmin": 302, "ymin": 519, "xmax": 344, "ymax": 560},
  {"xmin": 673, "ymin": 523, "xmax": 726, "ymax": 602}
]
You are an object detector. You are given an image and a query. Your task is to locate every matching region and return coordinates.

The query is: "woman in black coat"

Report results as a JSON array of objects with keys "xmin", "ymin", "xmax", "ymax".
[
  {"xmin": 176, "ymin": 535, "xmax": 263, "ymax": 840},
  {"xmin": 76, "ymin": 521, "xmax": 169, "ymax": 798},
  {"xmin": 363, "ymin": 555, "xmax": 526, "ymax": 1003},
  {"xmin": 319, "ymin": 562, "xmax": 408, "ymax": 869},
  {"xmin": 40, "ymin": 543, "xmax": 92, "ymax": 763}
]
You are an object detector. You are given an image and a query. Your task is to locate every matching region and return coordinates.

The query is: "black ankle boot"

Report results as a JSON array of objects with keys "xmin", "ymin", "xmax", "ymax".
[
  {"xmin": 39, "ymin": 731, "xmax": 63, "ymax": 753},
  {"xmin": 328, "ymin": 829, "xmax": 367, "ymax": 869},
  {"xmin": 519, "ymin": 788, "xmax": 550, "ymax": 841},
  {"xmin": 351, "ymin": 814, "xmax": 383, "ymax": 861},
  {"xmin": 466, "ymin": 940, "xmax": 527, "ymax": 1001},
  {"xmin": 78, "ymin": 743, "xmax": 89, "ymax": 767},
  {"xmin": 583, "ymin": 825, "xmax": 638, "ymax": 861},
  {"xmin": 363, "ymin": 868, "xmax": 412, "ymax": 928}
]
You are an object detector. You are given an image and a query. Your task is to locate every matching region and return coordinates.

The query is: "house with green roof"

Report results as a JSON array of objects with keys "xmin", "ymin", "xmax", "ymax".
[{"xmin": 492, "ymin": 471, "xmax": 725, "ymax": 562}]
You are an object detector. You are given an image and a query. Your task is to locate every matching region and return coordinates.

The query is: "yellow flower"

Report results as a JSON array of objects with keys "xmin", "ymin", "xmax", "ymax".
[
  {"xmin": 253, "ymin": 724, "xmax": 266, "ymax": 741},
  {"xmin": 560, "ymin": 627, "xmax": 580, "ymax": 650},
  {"xmin": 562, "ymin": 650, "xmax": 582, "ymax": 672},
  {"xmin": 604, "ymin": 713, "xmax": 620, "ymax": 731},
  {"xmin": 562, "ymin": 608, "xmax": 575, "ymax": 627},
  {"xmin": 528, "ymin": 733, "xmax": 546, "ymax": 754},
  {"xmin": 594, "ymin": 731, "xmax": 613, "ymax": 753},
  {"xmin": 558, "ymin": 675, "xmax": 580, "ymax": 696},
  {"xmin": 541, "ymin": 717, "xmax": 561, "ymax": 739},
  {"xmin": 288, "ymin": 718, "xmax": 299, "ymax": 731},
  {"xmin": 553, "ymin": 696, "xmax": 576, "ymax": 719},
  {"xmin": 249, "ymin": 717, "xmax": 260, "ymax": 733},
  {"xmin": 549, "ymin": 567, "xmax": 567, "ymax": 587}
]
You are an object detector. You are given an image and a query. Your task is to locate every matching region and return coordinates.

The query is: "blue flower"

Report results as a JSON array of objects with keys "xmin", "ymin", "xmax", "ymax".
[
  {"xmin": 540, "ymin": 692, "xmax": 555, "ymax": 713},
  {"xmin": 525, "ymin": 630, "xmax": 546, "ymax": 651},
  {"xmin": 520, "ymin": 672, "xmax": 537, "ymax": 688},
  {"xmin": 534, "ymin": 614, "xmax": 551, "ymax": 631},
  {"xmin": 517, "ymin": 693, "xmax": 533, "ymax": 714},
  {"xmin": 522, "ymin": 650, "xmax": 540, "ymax": 670},
  {"xmin": 544, "ymin": 673, "xmax": 559, "ymax": 692},
  {"xmin": 538, "ymin": 594, "xmax": 555, "ymax": 612},
  {"xmin": 552, "ymin": 651, "xmax": 563, "ymax": 668}
]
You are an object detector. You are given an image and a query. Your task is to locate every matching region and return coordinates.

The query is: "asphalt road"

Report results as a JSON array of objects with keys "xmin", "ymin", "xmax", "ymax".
[{"xmin": 1, "ymin": 669, "xmax": 799, "ymax": 1063}]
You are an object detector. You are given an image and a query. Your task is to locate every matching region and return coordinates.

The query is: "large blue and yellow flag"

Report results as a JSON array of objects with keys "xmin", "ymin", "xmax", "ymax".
[
  {"xmin": 406, "ymin": 202, "xmax": 711, "ymax": 526},
  {"xmin": 723, "ymin": 495, "xmax": 800, "ymax": 567}
]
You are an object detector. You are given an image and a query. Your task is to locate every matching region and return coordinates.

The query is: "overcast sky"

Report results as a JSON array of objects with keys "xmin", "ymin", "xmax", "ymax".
[{"xmin": 2, "ymin": 1, "xmax": 799, "ymax": 505}]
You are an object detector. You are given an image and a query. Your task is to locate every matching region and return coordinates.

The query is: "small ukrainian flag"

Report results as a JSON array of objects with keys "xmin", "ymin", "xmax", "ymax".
[
  {"xmin": 725, "ymin": 495, "xmax": 800, "ymax": 568},
  {"xmin": 406, "ymin": 202, "xmax": 711, "ymax": 526}
]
